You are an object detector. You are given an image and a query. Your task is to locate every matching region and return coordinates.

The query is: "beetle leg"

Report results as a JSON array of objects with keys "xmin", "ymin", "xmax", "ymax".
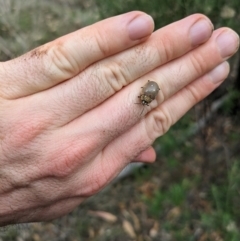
[{"xmin": 140, "ymin": 106, "xmax": 145, "ymax": 116}]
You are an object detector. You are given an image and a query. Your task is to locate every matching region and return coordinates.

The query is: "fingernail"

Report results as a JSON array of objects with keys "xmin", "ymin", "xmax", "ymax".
[
  {"xmin": 190, "ymin": 19, "xmax": 213, "ymax": 47},
  {"xmin": 128, "ymin": 14, "xmax": 154, "ymax": 40},
  {"xmin": 216, "ymin": 30, "xmax": 239, "ymax": 58},
  {"xmin": 208, "ymin": 61, "xmax": 229, "ymax": 84}
]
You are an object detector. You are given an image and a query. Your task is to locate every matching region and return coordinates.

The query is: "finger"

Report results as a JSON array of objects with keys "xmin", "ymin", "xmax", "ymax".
[
  {"xmin": 133, "ymin": 146, "xmax": 156, "ymax": 163},
  {"xmin": 36, "ymin": 14, "xmax": 214, "ymax": 124},
  {"xmin": 1, "ymin": 62, "xmax": 229, "ymax": 222},
  {"xmin": 0, "ymin": 186, "xmax": 85, "ymax": 224},
  {"xmin": 27, "ymin": 197, "xmax": 85, "ymax": 223},
  {"xmin": 17, "ymin": 64, "xmax": 228, "ymax": 200},
  {"xmin": 23, "ymin": 28, "xmax": 237, "ymax": 181},
  {"xmin": 53, "ymin": 62, "xmax": 229, "ymax": 197},
  {"xmin": 0, "ymin": 11, "xmax": 154, "ymax": 99},
  {"xmin": 142, "ymin": 28, "xmax": 239, "ymax": 106},
  {"xmin": 95, "ymin": 61, "xmax": 230, "ymax": 178},
  {"xmin": 55, "ymin": 27, "xmax": 238, "ymax": 150}
]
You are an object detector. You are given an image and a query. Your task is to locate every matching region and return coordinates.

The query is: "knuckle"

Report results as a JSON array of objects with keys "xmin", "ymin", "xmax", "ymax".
[
  {"xmin": 81, "ymin": 163, "xmax": 109, "ymax": 197},
  {"xmin": 151, "ymin": 106, "xmax": 173, "ymax": 136},
  {"xmin": 155, "ymin": 35, "xmax": 175, "ymax": 63},
  {"xmin": 49, "ymin": 41, "xmax": 80, "ymax": 78},
  {"xmin": 50, "ymin": 150, "xmax": 81, "ymax": 178},
  {"xmin": 94, "ymin": 28, "xmax": 112, "ymax": 56},
  {"xmin": 185, "ymin": 84, "xmax": 202, "ymax": 103},
  {"xmin": 87, "ymin": 178, "xmax": 103, "ymax": 196},
  {"xmin": 101, "ymin": 61, "xmax": 128, "ymax": 92},
  {"xmin": 2, "ymin": 118, "xmax": 45, "ymax": 151},
  {"xmin": 0, "ymin": 168, "xmax": 29, "ymax": 193},
  {"xmin": 189, "ymin": 53, "xmax": 207, "ymax": 76},
  {"xmin": 0, "ymin": 104, "xmax": 50, "ymax": 163},
  {"xmin": 72, "ymin": 60, "xmax": 129, "ymax": 109},
  {"xmin": 49, "ymin": 140, "xmax": 94, "ymax": 178}
]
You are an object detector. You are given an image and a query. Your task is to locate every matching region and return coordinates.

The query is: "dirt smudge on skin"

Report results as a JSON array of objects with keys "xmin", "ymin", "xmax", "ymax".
[{"xmin": 29, "ymin": 46, "xmax": 49, "ymax": 59}]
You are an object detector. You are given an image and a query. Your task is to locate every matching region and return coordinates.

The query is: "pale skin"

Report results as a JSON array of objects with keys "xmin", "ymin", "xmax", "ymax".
[{"xmin": 0, "ymin": 11, "xmax": 239, "ymax": 226}]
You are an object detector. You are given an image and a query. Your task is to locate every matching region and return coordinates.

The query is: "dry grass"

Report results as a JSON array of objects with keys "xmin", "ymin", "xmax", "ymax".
[{"xmin": 0, "ymin": 0, "xmax": 99, "ymax": 60}]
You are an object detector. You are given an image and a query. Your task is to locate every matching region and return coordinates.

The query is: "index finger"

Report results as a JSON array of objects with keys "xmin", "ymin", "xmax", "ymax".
[{"xmin": 0, "ymin": 11, "xmax": 154, "ymax": 99}]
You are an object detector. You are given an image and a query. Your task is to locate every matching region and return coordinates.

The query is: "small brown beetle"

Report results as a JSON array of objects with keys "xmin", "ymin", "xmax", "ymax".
[{"xmin": 137, "ymin": 80, "xmax": 160, "ymax": 115}]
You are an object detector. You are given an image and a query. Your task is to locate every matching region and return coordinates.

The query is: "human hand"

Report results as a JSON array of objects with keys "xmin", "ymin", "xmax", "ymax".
[{"xmin": 0, "ymin": 11, "xmax": 238, "ymax": 226}]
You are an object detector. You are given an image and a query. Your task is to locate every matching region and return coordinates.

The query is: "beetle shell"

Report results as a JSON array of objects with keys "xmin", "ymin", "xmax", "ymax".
[{"xmin": 138, "ymin": 80, "xmax": 160, "ymax": 106}]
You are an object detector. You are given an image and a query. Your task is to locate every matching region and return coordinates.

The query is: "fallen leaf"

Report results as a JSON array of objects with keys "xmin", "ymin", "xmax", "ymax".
[
  {"xmin": 139, "ymin": 182, "xmax": 157, "ymax": 197},
  {"xmin": 211, "ymin": 231, "xmax": 224, "ymax": 241},
  {"xmin": 122, "ymin": 220, "xmax": 136, "ymax": 239},
  {"xmin": 129, "ymin": 210, "xmax": 141, "ymax": 231},
  {"xmin": 226, "ymin": 221, "xmax": 238, "ymax": 232},
  {"xmin": 88, "ymin": 227, "xmax": 95, "ymax": 238},
  {"xmin": 149, "ymin": 221, "xmax": 159, "ymax": 238},
  {"xmin": 166, "ymin": 207, "xmax": 181, "ymax": 220},
  {"xmin": 220, "ymin": 5, "xmax": 236, "ymax": 18},
  {"xmin": 88, "ymin": 210, "xmax": 117, "ymax": 223},
  {"xmin": 32, "ymin": 233, "xmax": 41, "ymax": 241}
]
